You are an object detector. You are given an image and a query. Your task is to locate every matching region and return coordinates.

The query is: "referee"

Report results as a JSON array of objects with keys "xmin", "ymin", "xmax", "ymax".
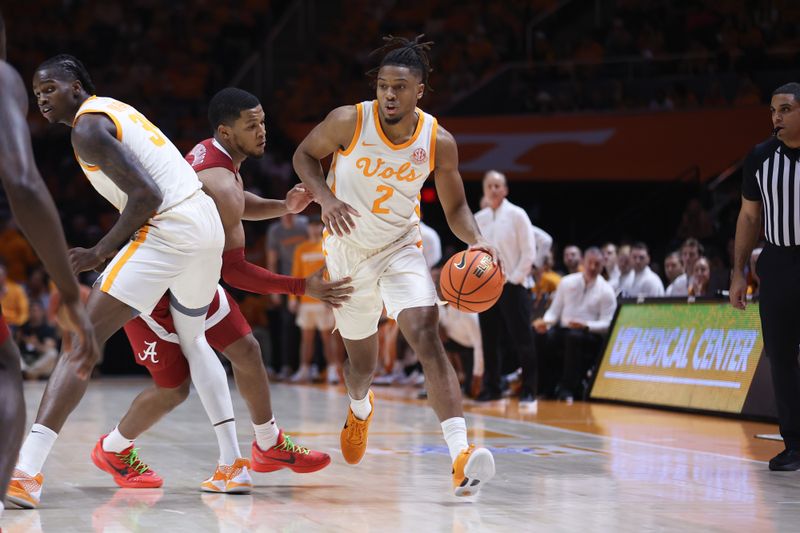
[{"xmin": 731, "ymin": 82, "xmax": 800, "ymax": 471}]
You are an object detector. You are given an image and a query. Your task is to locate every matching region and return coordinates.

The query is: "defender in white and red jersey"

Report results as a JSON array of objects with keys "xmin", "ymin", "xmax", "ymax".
[{"xmin": 293, "ymin": 35, "xmax": 501, "ymax": 497}]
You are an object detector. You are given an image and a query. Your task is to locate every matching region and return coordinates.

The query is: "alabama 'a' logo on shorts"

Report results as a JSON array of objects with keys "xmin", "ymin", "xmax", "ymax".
[
  {"xmin": 410, "ymin": 148, "xmax": 427, "ymax": 165},
  {"xmin": 137, "ymin": 341, "xmax": 160, "ymax": 364}
]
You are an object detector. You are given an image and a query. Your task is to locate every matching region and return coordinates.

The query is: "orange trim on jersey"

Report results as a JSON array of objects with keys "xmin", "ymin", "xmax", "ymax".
[
  {"xmin": 330, "ymin": 153, "xmax": 338, "ymax": 194},
  {"xmin": 415, "ymin": 240, "xmax": 423, "ymax": 248},
  {"xmin": 75, "ymin": 152, "xmax": 100, "ymax": 172},
  {"xmin": 372, "ymin": 100, "xmax": 424, "ymax": 151},
  {"xmin": 74, "ymin": 109, "xmax": 123, "ymax": 141},
  {"xmin": 339, "ymin": 103, "xmax": 363, "ymax": 156},
  {"xmin": 429, "ymin": 118, "xmax": 438, "ymax": 173},
  {"xmin": 100, "ymin": 225, "xmax": 150, "ymax": 293}
]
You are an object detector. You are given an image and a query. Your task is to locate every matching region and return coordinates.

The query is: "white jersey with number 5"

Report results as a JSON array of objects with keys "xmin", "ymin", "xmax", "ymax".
[
  {"xmin": 326, "ymin": 100, "xmax": 438, "ymax": 249},
  {"xmin": 73, "ymin": 96, "xmax": 202, "ymax": 213}
]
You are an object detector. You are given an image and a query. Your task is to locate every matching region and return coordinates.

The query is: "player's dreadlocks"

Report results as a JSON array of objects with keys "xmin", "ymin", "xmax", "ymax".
[
  {"xmin": 368, "ymin": 34, "xmax": 434, "ymax": 90},
  {"xmin": 36, "ymin": 54, "xmax": 96, "ymax": 94}
]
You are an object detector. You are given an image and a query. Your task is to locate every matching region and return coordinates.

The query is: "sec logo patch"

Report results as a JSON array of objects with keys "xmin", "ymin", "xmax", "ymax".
[{"xmin": 411, "ymin": 147, "xmax": 427, "ymax": 164}]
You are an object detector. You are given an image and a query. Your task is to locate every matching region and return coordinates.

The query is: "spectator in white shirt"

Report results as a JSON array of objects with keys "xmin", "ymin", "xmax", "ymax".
[
  {"xmin": 533, "ymin": 247, "xmax": 617, "ymax": 401},
  {"xmin": 602, "ymin": 242, "xmax": 620, "ymax": 288},
  {"xmin": 666, "ymin": 238, "xmax": 704, "ymax": 296},
  {"xmin": 531, "ymin": 225, "xmax": 553, "ymax": 269},
  {"xmin": 474, "ymin": 170, "xmax": 538, "ymax": 405},
  {"xmin": 418, "ymin": 220, "xmax": 442, "ymax": 269},
  {"xmin": 663, "ymin": 251, "xmax": 684, "ymax": 288},
  {"xmin": 615, "ymin": 244, "xmax": 633, "ymax": 294},
  {"xmin": 619, "ymin": 242, "xmax": 665, "ymax": 297},
  {"xmin": 563, "ymin": 245, "xmax": 582, "ymax": 274}
]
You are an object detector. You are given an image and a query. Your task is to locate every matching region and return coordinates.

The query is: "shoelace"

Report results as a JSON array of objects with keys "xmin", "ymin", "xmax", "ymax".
[
  {"xmin": 275, "ymin": 434, "xmax": 310, "ymax": 455},
  {"xmin": 117, "ymin": 448, "xmax": 151, "ymax": 475}
]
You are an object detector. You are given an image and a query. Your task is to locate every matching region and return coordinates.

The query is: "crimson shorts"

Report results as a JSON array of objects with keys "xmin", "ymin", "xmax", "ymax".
[
  {"xmin": 124, "ymin": 286, "xmax": 252, "ymax": 388},
  {"xmin": 0, "ymin": 315, "xmax": 9, "ymax": 345}
]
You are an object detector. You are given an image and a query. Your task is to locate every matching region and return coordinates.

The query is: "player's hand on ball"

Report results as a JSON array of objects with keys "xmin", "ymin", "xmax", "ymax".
[
  {"xmin": 305, "ymin": 268, "xmax": 353, "ymax": 308},
  {"xmin": 321, "ymin": 197, "xmax": 360, "ymax": 236},
  {"xmin": 469, "ymin": 239, "xmax": 504, "ymax": 277}
]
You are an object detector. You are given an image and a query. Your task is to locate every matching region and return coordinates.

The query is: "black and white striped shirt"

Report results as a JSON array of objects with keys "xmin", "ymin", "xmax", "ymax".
[{"xmin": 742, "ymin": 137, "xmax": 800, "ymax": 246}]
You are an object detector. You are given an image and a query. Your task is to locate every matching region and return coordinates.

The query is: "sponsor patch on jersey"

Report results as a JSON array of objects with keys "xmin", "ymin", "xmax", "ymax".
[
  {"xmin": 186, "ymin": 143, "xmax": 207, "ymax": 168},
  {"xmin": 411, "ymin": 147, "xmax": 428, "ymax": 165}
]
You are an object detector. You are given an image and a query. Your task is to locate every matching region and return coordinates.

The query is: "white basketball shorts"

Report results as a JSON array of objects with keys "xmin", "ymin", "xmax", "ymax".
[
  {"xmin": 97, "ymin": 190, "xmax": 224, "ymax": 315},
  {"xmin": 323, "ymin": 228, "xmax": 438, "ymax": 340}
]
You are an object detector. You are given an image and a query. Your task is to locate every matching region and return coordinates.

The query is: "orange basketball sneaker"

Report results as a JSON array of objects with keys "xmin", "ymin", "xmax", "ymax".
[
  {"xmin": 91, "ymin": 436, "xmax": 163, "ymax": 488},
  {"xmin": 340, "ymin": 390, "xmax": 375, "ymax": 464},
  {"xmin": 452, "ymin": 445, "xmax": 495, "ymax": 497},
  {"xmin": 200, "ymin": 458, "xmax": 252, "ymax": 494},
  {"xmin": 251, "ymin": 430, "xmax": 331, "ymax": 473},
  {"xmin": 6, "ymin": 469, "xmax": 43, "ymax": 509}
]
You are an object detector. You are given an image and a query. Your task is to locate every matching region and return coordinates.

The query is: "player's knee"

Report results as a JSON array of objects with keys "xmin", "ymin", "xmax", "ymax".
[
  {"xmin": 226, "ymin": 335, "xmax": 263, "ymax": 370},
  {"xmin": 348, "ymin": 355, "xmax": 376, "ymax": 377},
  {"xmin": 405, "ymin": 323, "xmax": 440, "ymax": 351},
  {"xmin": 159, "ymin": 379, "xmax": 190, "ymax": 406}
]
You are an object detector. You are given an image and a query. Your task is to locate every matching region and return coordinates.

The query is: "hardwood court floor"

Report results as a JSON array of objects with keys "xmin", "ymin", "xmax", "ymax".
[{"xmin": 2, "ymin": 378, "xmax": 798, "ymax": 532}]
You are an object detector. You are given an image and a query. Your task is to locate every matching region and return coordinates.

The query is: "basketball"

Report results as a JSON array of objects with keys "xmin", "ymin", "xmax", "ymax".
[{"xmin": 439, "ymin": 249, "xmax": 504, "ymax": 313}]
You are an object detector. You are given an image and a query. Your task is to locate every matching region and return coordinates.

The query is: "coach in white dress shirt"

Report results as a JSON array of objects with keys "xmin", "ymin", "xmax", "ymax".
[
  {"xmin": 619, "ymin": 242, "xmax": 664, "ymax": 297},
  {"xmin": 533, "ymin": 248, "xmax": 617, "ymax": 400},
  {"xmin": 474, "ymin": 170, "xmax": 538, "ymax": 404}
]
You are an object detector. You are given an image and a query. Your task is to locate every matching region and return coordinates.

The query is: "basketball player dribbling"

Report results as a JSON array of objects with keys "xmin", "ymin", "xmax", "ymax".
[
  {"xmin": 293, "ymin": 35, "xmax": 501, "ymax": 496},
  {"xmin": 8, "ymin": 54, "xmax": 232, "ymax": 509},
  {"xmin": 0, "ymin": 13, "xmax": 98, "ymax": 519},
  {"xmin": 90, "ymin": 88, "xmax": 351, "ymax": 493}
]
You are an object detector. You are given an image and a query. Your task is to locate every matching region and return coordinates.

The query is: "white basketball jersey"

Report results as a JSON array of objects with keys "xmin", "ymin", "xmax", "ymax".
[
  {"xmin": 73, "ymin": 96, "xmax": 201, "ymax": 213},
  {"xmin": 326, "ymin": 100, "xmax": 438, "ymax": 249}
]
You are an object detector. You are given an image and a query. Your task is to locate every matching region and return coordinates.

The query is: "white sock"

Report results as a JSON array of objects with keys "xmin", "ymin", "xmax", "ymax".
[
  {"xmin": 349, "ymin": 391, "xmax": 372, "ymax": 420},
  {"xmin": 17, "ymin": 423, "xmax": 58, "ymax": 476},
  {"xmin": 441, "ymin": 417, "xmax": 469, "ymax": 463},
  {"xmin": 102, "ymin": 425, "xmax": 134, "ymax": 453},
  {"xmin": 214, "ymin": 419, "xmax": 241, "ymax": 465},
  {"xmin": 253, "ymin": 418, "xmax": 280, "ymax": 450}
]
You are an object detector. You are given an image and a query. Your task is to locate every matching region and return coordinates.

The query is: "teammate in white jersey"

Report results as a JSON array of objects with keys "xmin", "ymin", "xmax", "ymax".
[
  {"xmin": 7, "ymin": 55, "xmax": 232, "ymax": 509},
  {"xmin": 293, "ymin": 35, "xmax": 500, "ymax": 497}
]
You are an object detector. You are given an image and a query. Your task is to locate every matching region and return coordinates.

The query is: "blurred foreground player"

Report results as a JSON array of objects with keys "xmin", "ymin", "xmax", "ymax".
[
  {"xmin": 0, "ymin": 13, "xmax": 97, "ymax": 517},
  {"xmin": 293, "ymin": 35, "xmax": 500, "ymax": 497}
]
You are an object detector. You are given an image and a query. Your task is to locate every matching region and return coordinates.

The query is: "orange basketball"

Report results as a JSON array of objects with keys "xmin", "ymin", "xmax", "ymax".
[{"xmin": 440, "ymin": 249, "xmax": 504, "ymax": 313}]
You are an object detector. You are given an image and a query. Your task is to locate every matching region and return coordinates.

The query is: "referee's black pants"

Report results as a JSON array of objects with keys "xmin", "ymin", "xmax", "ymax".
[
  {"xmin": 478, "ymin": 283, "xmax": 537, "ymax": 396},
  {"xmin": 758, "ymin": 244, "xmax": 800, "ymax": 450}
]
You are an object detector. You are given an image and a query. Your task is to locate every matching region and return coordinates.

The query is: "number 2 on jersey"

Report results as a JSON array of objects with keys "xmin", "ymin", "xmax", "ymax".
[
  {"xmin": 129, "ymin": 112, "xmax": 166, "ymax": 147},
  {"xmin": 371, "ymin": 185, "xmax": 394, "ymax": 214}
]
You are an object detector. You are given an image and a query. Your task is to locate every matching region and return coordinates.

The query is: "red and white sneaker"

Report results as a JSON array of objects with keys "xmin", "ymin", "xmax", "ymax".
[
  {"xmin": 251, "ymin": 430, "xmax": 331, "ymax": 474},
  {"xmin": 200, "ymin": 458, "xmax": 252, "ymax": 494},
  {"xmin": 6, "ymin": 468, "xmax": 43, "ymax": 509},
  {"xmin": 91, "ymin": 436, "xmax": 163, "ymax": 488}
]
